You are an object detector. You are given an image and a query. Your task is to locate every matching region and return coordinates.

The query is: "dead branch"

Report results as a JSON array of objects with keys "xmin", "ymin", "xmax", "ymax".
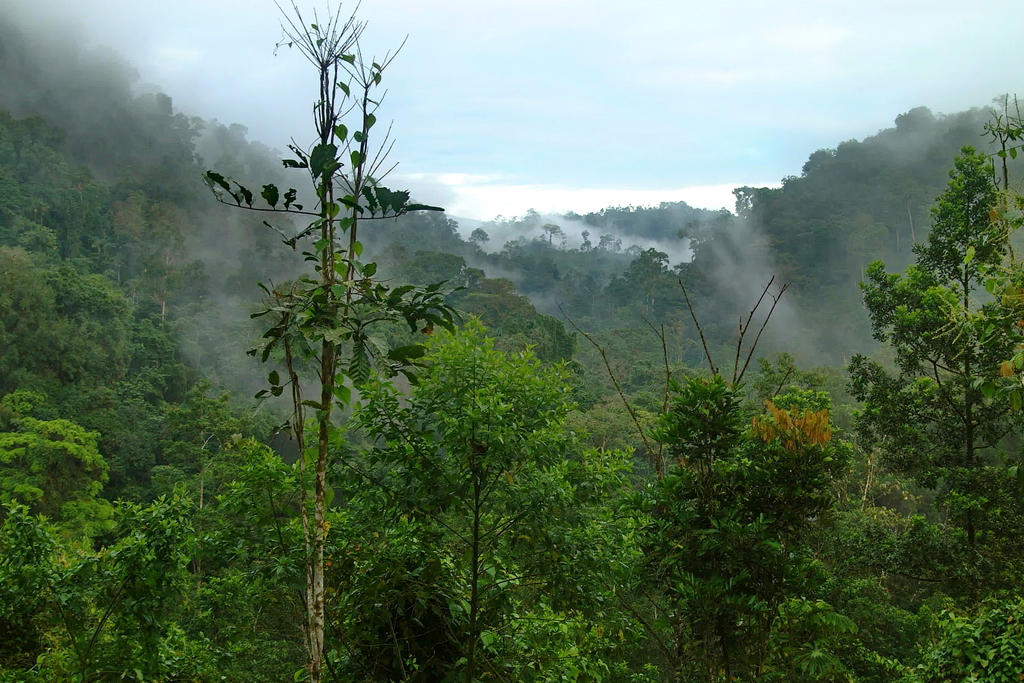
[
  {"xmin": 640, "ymin": 314, "xmax": 670, "ymax": 476},
  {"xmin": 559, "ymin": 304, "xmax": 654, "ymax": 459},
  {"xmin": 735, "ymin": 281, "xmax": 789, "ymax": 386},
  {"xmin": 679, "ymin": 280, "xmax": 717, "ymax": 376}
]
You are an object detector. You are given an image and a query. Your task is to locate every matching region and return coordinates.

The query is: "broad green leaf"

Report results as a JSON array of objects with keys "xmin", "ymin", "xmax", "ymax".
[
  {"xmin": 261, "ymin": 184, "xmax": 280, "ymax": 208},
  {"xmin": 284, "ymin": 188, "xmax": 300, "ymax": 210},
  {"xmin": 310, "ymin": 143, "xmax": 339, "ymax": 178},
  {"xmin": 235, "ymin": 183, "xmax": 254, "ymax": 207},
  {"xmin": 205, "ymin": 170, "xmax": 231, "ymax": 192}
]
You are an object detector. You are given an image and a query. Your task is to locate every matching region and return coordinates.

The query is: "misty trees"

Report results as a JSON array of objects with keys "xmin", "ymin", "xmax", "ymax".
[
  {"xmin": 469, "ymin": 226, "xmax": 489, "ymax": 246},
  {"xmin": 624, "ymin": 248, "xmax": 670, "ymax": 311},
  {"xmin": 597, "ymin": 233, "xmax": 623, "ymax": 253},
  {"xmin": 542, "ymin": 222, "xmax": 565, "ymax": 247},
  {"xmin": 849, "ymin": 148, "xmax": 1022, "ymax": 587},
  {"xmin": 10, "ymin": 5, "xmax": 1024, "ymax": 678}
]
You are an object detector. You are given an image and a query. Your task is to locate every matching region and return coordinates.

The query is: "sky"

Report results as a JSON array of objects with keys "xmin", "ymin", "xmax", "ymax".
[{"xmin": 13, "ymin": 0, "xmax": 1024, "ymax": 220}]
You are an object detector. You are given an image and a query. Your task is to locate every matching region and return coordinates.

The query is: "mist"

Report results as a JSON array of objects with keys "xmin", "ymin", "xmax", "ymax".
[
  {"xmin": 2, "ymin": 0, "xmax": 1018, "ymax": 384},
  {"xmin": 465, "ymin": 210, "xmax": 695, "ymax": 265}
]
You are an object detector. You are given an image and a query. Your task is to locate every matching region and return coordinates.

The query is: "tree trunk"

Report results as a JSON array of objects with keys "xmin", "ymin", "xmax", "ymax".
[{"xmin": 466, "ymin": 464, "xmax": 482, "ymax": 683}]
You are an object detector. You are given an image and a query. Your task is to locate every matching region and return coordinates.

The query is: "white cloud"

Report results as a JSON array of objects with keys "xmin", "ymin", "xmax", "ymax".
[
  {"xmin": 15, "ymin": 0, "xmax": 1024, "ymax": 211},
  {"xmin": 397, "ymin": 174, "xmax": 779, "ymax": 221},
  {"xmin": 149, "ymin": 46, "xmax": 202, "ymax": 72}
]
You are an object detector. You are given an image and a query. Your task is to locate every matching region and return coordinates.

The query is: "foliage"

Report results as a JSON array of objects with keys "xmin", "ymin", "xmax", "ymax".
[
  {"xmin": 0, "ymin": 412, "xmax": 111, "ymax": 536},
  {"xmin": 0, "ymin": 495, "xmax": 197, "ymax": 682},
  {"xmin": 912, "ymin": 598, "xmax": 1024, "ymax": 683},
  {"xmin": 849, "ymin": 148, "xmax": 1023, "ymax": 587},
  {"xmin": 348, "ymin": 322, "xmax": 638, "ymax": 682},
  {"xmin": 641, "ymin": 375, "xmax": 851, "ymax": 681}
]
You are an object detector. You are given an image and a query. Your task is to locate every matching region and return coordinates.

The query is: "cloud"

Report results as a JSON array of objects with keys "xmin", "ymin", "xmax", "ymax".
[
  {"xmin": 14, "ymin": 0, "xmax": 1024, "ymax": 210},
  {"xmin": 394, "ymin": 173, "xmax": 778, "ymax": 221},
  {"xmin": 150, "ymin": 46, "xmax": 203, "ymax": 71}
]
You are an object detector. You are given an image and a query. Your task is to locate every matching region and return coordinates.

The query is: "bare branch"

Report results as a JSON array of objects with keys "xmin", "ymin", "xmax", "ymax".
[
  {"xmin": 736, "ymin": 281, "xmax": 789, "ymax": 385},
  {"xmin": 733, "ymin": 276, "xmax": 775, "ymax": 385},
  {"xmin": 559, "ymin": 303, "xmax": 654, "ymax": 455},
  {"xmin": 679, "ymin": 280, "xmax": 717, "ymax": 376},
  {"xmin": 640, "ymin": 314, "xmax": 670, "ymax": 475}
]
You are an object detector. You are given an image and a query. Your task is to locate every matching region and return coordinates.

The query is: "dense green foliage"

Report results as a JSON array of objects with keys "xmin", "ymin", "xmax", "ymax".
[{"xmin": 3, "ymin": 6, "xmax": 1024, "ymax": 683}]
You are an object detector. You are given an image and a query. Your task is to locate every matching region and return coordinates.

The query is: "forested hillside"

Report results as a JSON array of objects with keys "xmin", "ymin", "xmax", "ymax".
[{"xmin": 3, "ymin": 6, "xmax": 1024, "ymax": 683}]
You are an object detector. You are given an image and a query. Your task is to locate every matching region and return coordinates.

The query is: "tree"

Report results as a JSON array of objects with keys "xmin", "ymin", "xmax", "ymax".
[
  {"xmin": 0, "ymin": 495, "xmax": 196, "ymax": 681},
  {"xmin": 204, "ymin": 6, "xmax": 457, "ymax": 680},
  {"xmin": 624, "ymin": 247, "xmax": 670, "ymax": 312},
  {"xmin": 597, "ymin": 233, "xmax": 622, "ymax": 253},
  {"xmin": 0, "ymin": 502, "xmax": 56, "ymax": 670},
  {"xmin": 542, "ymin": 222, "xmax": 565, "ymax": 247},
  {"xmin": 849, "ymin": 148, "xmax": 1021, "ymax": 583},
  {"xmin": 0, "ymin": 248, "xmax": 132, "ymax": 393},
  {"xmin": 400, "ymin": 250, "xmax": 467, "ymax": 287},
  {"xmin": 349, "ymin": 322, "xmax": 635, "ymax": 682},
  {"xmin": 969, "ymin": 100, "xmax": 1024, "ymax": 412},
  {"xmin": 642, "ymin": 376, "xmax": 851, "ymax": 681},
  {"xmin": 0, "ymin": 391, "xmax": 111, "ymax": 537},
  {"xmin": 469, "ymin": 227, "xmax": 489, "ymax": 246}
]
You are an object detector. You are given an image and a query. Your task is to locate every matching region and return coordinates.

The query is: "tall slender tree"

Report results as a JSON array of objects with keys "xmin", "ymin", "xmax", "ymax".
[
  {"xmin": 850, "ymin": 148, "xmax": 1018, "ymax": 576},
  {"xmin": 204, "ymin": 5, "xmax": 456, "ymax": 680}
]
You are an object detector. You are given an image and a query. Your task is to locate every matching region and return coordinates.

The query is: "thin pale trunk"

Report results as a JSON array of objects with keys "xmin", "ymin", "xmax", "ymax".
[
  {"xmin": 465, "ymin": 471, "xmax": 482, "ymax": 683},
  {"xmin": 861, "ymin": 450, "xmax": 874, "ymax": 510},
  {"xmin": 309, "ymin": 339, "xmax": 332, "ymax": 683},
  {"xmin": 309, "ymin": 211, "xmax": 336, "ymax": 683},
  {"xmin": 907, "ymin": 202, "xmax": 916, "ymax": 243},
  {"xmin": 285, "ymin": 336, "xmax": 315, "ymax": 674},
  {"xmin": 305, "ymin": 51, "xmax": 343, "ymax": 681}
]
